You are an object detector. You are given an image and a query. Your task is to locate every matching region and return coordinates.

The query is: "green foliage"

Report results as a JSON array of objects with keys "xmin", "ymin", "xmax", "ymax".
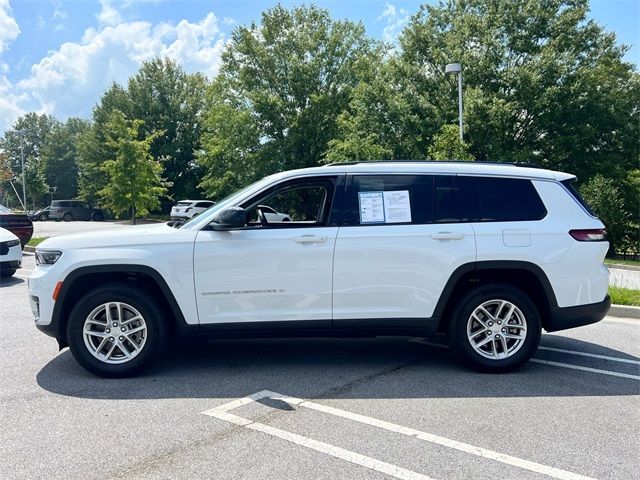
[
  {"xmin": 427, "ymin": 124, "xmax": 473, "ymax": 161},
  {"xmin": 77, "ymin": 83, "xmax": 131, "ymax": 205},
  {"xmin": 127, "ymin": 58, "xmax": 208, "ymax": 202},
  {"xmin": 0, "ymin": 113, "xmax": 59, "ymax": 208},
  {"xmin": 98, "ymin": 111, "xmax": 168, "ymax": 221},
  {"xmin": 609, "ymin": 286, "xmax": 640, "ymax": 306},
  {"xmin": 41, "ymin": 118, "xmax": 90, "ymax": 201},
  {"xmin": 197, "ymin": 4, "xmax": 377, "ymax": 198},
  {"xmin": 579, "ymin": 175, "xmax": 630, "ymax": 254}
]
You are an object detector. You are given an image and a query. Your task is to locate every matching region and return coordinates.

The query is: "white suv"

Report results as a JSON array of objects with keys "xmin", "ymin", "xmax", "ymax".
[
  {"xmin": 170, "ymin": 200, "xmax": 215, "ymax": 220},
  {"xmin": 28, "ymin": 162, "xmax": 611, "ymax": 377}
]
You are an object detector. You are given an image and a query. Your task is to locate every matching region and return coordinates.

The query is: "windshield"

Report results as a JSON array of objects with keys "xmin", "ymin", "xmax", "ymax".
[{"xmin": 179, "ymin": 178, "xmax": 269, "ymax": 229}]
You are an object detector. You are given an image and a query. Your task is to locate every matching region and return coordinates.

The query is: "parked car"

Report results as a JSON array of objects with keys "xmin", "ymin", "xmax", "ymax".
[
  {"xmin": 0, "ymin": 205, "xmax": 33, "ymax": 247},
  {"xmin": 0, "ymin": 227, "xmax": 22, "ymax": 277},
  {"xmin": 29, "ymin": 162, "xmax": 610, "ymax": 377},
  {"xmin": 48, "ymin": 200, "xmax": 104, "ymax": 222},
  {"xmin": 170, "ymin": 200, "xmax": 215, "ymax": 220},
  {"xmin": 30, "ymin": 206, "xmax": 52, "ymax": 221}
]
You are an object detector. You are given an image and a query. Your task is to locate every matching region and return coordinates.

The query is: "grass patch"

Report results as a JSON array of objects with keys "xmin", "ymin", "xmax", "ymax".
[
  {"xmin": 605, "ymin": 258, "xmax": 640, "ymax": 267},
  {"xmin": 26, "ymin": 237, "xmax": 47, "ymax": 247},
  {"xmin": 609, "ymin": 286, "xmax": 640, "ymax": 306}
]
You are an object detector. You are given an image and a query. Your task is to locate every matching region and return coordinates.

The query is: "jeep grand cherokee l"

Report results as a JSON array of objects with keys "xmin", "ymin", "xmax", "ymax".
[{"xmin": 28, "ymin": 162, "xmax": 610, "ymax": 377}]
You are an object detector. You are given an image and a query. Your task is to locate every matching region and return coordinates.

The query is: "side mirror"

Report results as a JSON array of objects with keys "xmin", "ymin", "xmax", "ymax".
[{"xmin": 210, "ymin": 207, "xmax": 247, "ymax": 231}]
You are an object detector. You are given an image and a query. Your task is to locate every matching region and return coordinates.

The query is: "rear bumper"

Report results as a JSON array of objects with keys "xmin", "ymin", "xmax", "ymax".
[{"xmin": 546, "ymin": 295, "xmax": 611, "ymax": 332}]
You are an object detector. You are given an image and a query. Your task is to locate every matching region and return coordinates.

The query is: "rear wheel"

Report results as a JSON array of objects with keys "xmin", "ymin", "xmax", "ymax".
[
  {"xmin": 448, "ymin": 284, "xmax": 541, "ymax": 373},
  {"xmin": 63, "ymin": 212, "xmax": 73, "ymax": 222},
  {"xmin": 92, "ymin": 211, "xmax": 103, "ymax": 221},
  {"xmin": 67, "ymin": 284, "xmax": 167, "ymax": 377}
]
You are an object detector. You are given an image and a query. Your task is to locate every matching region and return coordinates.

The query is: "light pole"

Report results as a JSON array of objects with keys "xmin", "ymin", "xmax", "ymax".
[
  {"xmin": 445, "ymin": 63, "xmax": 464, "ymax": 141},
  {"xmin": 15, "ymin": 129, "xmax": 27, "ymax": 212}
]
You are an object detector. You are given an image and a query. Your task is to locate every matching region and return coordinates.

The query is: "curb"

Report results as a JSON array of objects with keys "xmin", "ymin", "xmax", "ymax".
[
  {"xmin": 607, "ymin": 264, "xmax": 640, "ymax": 272},
  {"xmin": 609, "ymin": 304, "xmax": 640, "ymax": 319}
]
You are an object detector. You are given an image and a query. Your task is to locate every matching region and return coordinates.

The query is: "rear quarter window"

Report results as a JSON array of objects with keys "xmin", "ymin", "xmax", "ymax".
[{"xmin": 455, "ymin": 176, "xmax": 547, "ymax": 222}]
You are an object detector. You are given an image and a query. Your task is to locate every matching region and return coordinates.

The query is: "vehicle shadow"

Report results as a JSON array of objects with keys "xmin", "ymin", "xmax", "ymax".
[
  {"xmin": 0, "ymin": 276, "xmax": 24, "ymax": 287},
  {"xmin": 36, "ymin": 335, "xmax": 640, "ymax": 401}
]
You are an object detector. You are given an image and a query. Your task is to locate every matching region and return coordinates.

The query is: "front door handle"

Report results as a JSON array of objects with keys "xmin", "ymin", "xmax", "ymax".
[
  {"xmin": 294, "ymin": 235, "xmax": 327, "ymax": 243},
  {"xmin": 430, "ymin": 232, "xmax": 465, "ymax": 240}
]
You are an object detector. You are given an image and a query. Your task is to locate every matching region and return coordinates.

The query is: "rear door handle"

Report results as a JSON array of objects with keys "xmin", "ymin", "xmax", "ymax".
[
  {"xmin": 430, "ymin": 232, "xmax": 465, "ymax": 240},
  {"xmin": 294, "ymin": 235, "xmax": 327, "ymax": 243}
]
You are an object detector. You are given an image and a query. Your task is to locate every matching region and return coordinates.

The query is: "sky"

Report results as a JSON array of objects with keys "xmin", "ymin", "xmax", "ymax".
[{"xmin": 0, "ymin": 0, "xmax": 637, "ymax": 135}]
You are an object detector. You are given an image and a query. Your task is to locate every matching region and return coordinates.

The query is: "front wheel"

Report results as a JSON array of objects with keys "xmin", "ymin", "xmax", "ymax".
[
  {"xmin": 67, "ymin": 284, "xmax": 168, "ymax": 377},
  {"xmin": 92, "ymin": 211, "xmax": 103, "ymax": 221},
  {"xmin": 448, "ymin": 284, "xmax": 541, "ymax": 373},
  {"xmin": 39, "ymin": 213, "xmax": 47, "ymax": 221},
  {"xmin": 62, "ymin": 212, "xmax": 73, "ymax": 222}
]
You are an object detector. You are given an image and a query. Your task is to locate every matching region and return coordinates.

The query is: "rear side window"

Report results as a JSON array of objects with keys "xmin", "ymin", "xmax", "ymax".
[
  {"xmin": 195, "ymin": 201, "xmax": 214, "ymax": 208},
  {"xmin": 456, "ymin": 176, "xmax": 547, "ymax": 222},
  {"xmin": 561, "ymin": 180, "xmax": 596, "ymax": 217},
  {"xmin": 342, "ymin": 175, "xmax": 434, "ymax": 226}
]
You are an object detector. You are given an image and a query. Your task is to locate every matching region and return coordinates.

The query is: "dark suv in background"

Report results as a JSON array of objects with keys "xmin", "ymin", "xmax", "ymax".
[{"xmin": 49, "ymin": 200, "xmax": 104, "ymax": 222}]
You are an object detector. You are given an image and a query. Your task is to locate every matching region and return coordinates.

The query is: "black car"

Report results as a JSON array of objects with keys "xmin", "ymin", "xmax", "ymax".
[
  {"xmin": 30, "ymin": 206, "xmax": 52, "ymax": 221},
  {"xmin": 49, "ymin": 200, "xmax": 104, "ymax": 222}
]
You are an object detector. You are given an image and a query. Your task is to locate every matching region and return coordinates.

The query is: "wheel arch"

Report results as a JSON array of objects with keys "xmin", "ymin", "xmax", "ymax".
[
  {"xmin": 434, "ymin": 261, "xmax": 557, "ymax": 333},
  {"xmin": 51, "ymin": 265, "xmax": 187, "ymax": 348}
]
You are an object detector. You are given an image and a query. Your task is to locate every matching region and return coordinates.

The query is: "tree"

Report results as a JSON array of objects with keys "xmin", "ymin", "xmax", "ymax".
[
  {"xmin": 198, "ymin": 4, "xmax": 377, "ymax": 198},
  {"xmin": 331, "ymin": 0, "xmax": 638, "ymax": 180},
  {"xmin": 127, "ymin": 58, "xmax": 208, "ymax": 204},
  {"xmin": 98, "ymin": 111, "xmax": 167, "ymax": 223},
  {"xmin": 0, "ymin": 113, "xmax": 58, "ymax": 208},
  {"xmin": 77, "ymin": 83, "xmax": 131, "ymax": 205},
  {"xmin": 580, "ymin": 175, "xmax": 630, "ymax": 255},
  {"xmin": 40, "ymin": 118, "xmax": 90, "ymax": 202},
  {"xmin": 427, "ymin": 124, "xmax": 473, "ymax": 161}
]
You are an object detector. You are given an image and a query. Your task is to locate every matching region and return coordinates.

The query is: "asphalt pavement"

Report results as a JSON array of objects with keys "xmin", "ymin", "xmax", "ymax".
[{"xmin": 1, "ymin": 253, "xmax": 639, "ymax": 480}]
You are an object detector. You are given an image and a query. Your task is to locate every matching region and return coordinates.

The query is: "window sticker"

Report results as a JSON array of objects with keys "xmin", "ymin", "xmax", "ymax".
[
  {"xmin": 358, "ymin": 190, "xmax": 412, "ymax": 224},
  {"xmin": 358, "ymin": 191, "xmax": 385, "ymax": 223},
  {"xmin": 383, "ymin": 190, "xmax": 412, "ymax": 223}
]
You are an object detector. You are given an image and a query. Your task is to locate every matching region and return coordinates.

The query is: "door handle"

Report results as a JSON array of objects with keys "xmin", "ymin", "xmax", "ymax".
[
  {"xmin": 294, "ymin": 235, "xmax": 327, "ymax": 243},
  {"xmin": 430, "ymin": 232, "xmax": 465, "ymax": 240}
]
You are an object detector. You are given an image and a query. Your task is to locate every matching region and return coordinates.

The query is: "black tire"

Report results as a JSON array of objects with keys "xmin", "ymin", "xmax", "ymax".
[
  {"xmin": 447, "ymin": 284, "xmax": 541, "ymax": 373},
  {"xmin": 0, "ymin": 269, "xmax": 16, "ymax": 278},
  {"xmin": 66, "ymin": 284, "xmax": 168, "ymax": 377},
  {"xmin": 39, "ymin": 213, "xmax": 47, "ymax": 221},
  {"xmin": 63, "ymin": 212, "xmax": 73, "ymax": 222},
  {"xmin": 92, "ymin": 211, "xmax": 104, "ymax": 221}
]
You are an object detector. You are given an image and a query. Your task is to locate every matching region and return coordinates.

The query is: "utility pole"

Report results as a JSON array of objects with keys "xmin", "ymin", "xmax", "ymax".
[{"xmin": 16, "ymin": 129, "xmax": 27, "ymax": 212}]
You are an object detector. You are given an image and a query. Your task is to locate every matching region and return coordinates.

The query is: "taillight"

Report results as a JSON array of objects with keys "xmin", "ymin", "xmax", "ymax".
[{"xmin": 569, "ymin": 229, "xmax": 607, "ymax": 241}]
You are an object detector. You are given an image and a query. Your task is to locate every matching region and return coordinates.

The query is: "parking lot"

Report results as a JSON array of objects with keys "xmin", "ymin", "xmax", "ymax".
[{"xmin": 0, "ymin": 253, "xmax": 637, "ymax": 480}]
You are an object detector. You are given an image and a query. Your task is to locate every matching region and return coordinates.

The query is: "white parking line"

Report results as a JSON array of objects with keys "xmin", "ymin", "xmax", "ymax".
[
  {"xmin": 408, "ymin": 338, "xmax": 640, "ymax": 381},
  {"xmin": 203, "ymin": 390, "xmax": 595, "ymax": 480},
  {"xmin": 530, "ymin": 359, "xmax": 640, "ymax": 380},
  {"xmin": 537, "ymin": 346, "xmax": 640, "ymax": 365}
]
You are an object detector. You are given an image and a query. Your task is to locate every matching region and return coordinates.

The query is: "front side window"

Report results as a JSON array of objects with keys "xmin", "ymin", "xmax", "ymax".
[{"xmin": 243, "ymin": 178, "xmax": 336, "ymax": 227}]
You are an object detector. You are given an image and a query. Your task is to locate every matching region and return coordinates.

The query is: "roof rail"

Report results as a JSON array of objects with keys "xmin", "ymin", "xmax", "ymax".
[{"xmin": 322, "ymin": 160, "xmax": 542, "ymax": 168}]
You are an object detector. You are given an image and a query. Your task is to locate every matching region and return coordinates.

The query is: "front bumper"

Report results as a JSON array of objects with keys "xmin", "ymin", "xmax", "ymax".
[{"xmin": 546, "ymin": 295, "xmax": 611, "ymax": 332}]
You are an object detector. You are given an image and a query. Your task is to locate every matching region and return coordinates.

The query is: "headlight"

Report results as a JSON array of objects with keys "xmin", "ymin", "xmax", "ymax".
[
  {"xmin": 35, "ymin": 250, "xmax": 62, "ymax": 265},
  {"xmin": 7, "ymin": 239, "xmax": 19, "ymax": 248}
]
